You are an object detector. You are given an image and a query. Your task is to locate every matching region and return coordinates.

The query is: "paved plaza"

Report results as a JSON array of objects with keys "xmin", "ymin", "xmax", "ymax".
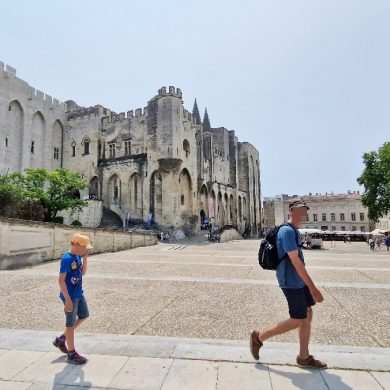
[{"xmin": 0, "ymin": 238, "xmax": 389, "ymax": 389}]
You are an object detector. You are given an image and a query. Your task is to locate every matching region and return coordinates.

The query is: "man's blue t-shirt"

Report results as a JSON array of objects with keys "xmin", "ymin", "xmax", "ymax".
[
  {"xmin": 276, "ymin": 224, "xmax": 305, "ymax": 289},
  {"xmin": 59, "ymin": 252, "xmax": 84, "ymax": 300}
]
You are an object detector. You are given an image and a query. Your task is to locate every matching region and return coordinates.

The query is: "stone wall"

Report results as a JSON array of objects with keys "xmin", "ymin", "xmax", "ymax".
[
  {"xmin": 60, "ymin": 200, "xmax": 103, "ymax": 228},
  {"xmin": 0, "ymin": 61, "xmax": 67, "ymax": 174},
  {"xmin": 0, "ymin": 218, "xmax": 157, "ymax": 270}
]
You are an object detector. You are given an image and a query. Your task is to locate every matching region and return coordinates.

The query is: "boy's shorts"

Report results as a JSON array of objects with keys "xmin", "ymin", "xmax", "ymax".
[
  {"xmin": 281, "ymin": 285, "xmax": 315, "ymax": 319},
  {"xmin": 62, "ymin": 296, "xmax": 89, "ymax": 327}
]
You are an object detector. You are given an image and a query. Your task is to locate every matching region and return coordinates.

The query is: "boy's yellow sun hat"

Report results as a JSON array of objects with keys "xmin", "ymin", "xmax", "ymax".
[{"xmin": 70, "ymin": 233, "xmax": 93, "ymax": 249}]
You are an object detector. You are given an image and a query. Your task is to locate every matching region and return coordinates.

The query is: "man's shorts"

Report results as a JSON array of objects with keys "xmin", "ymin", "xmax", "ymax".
[
  {"xmin": 62, "ymin": 296, "xmax": 89, "ymax": 327},
  {"xmin": 281, "ymin": 285, "xmax": 315, "ymax": 319}
]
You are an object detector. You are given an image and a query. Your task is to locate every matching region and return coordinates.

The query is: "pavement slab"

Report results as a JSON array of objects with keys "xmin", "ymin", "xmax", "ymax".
[
  {"xmin": 108, "ymin": 357, "xmax": 172, "ymax": 390},
  {"xmin": 160, "ymin": 359, "xmax": 218, "ymax": 390}
]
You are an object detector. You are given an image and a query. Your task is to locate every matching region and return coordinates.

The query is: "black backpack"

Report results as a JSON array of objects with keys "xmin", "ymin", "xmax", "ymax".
[{"xmin": 258, "ymin": 223, "xmax": 298, "ymax": 270}]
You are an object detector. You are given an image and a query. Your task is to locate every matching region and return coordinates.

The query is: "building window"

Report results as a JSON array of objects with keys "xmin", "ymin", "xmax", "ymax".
[
  {"xmin": 341, "ymin": 226, "xmax": 345, "ymax": 231},
  {"xmin": 71, "ymin": 143, "xmax": 76, "ymax": 157},
  {"xmin": 31, "ymin": 141, "xmax": 35, "ymax": 154},
  {"xmin": 331, "ymin": 226, "xmax": 336, "ymax": 231},
  {"xmin": 352, "ymin": 226, "xmax": 357, "ymax": 231},
  {"xmin": 5, "ymin": 138, "xmax": 8, "ymax": 147},
  {"xmin": 181, "ymin": 195, "xmax": 185, "ymax": 205},
  {"xmin": 54, "ymin": 148, "xmax": 59, "ymax": 160},
  {"xmin": 340, "ymin": 213, "xmax": 345, "ymax": 221},
  {"xmin": 361, "ymin": 226, "xmax": 366, "ymax": 232},
  {"xmin": 331, "ymin": 213, "xmax": 335, "ymax": 221},
  {"xmin": 124, "ymin": 141, "xmax": 131, "ymax": 155},
  {"xmin": 360, "ymin": 213, "xmax": 364, "ymax": 221},
  {"xmin": 84, "ymin": 140, "xmax": 90, "ymax": 155},
  {"xmin": 109, "ymin": 143, "xmax": 115, "ymax": 158},
  {"xmin": 351, "ymin": 212, "xmax": 356, "ymax": 221},
  {"xmin": 322, "ymin": 213, "xmax": 326, "ymax": 222},
  {"xmin": 313, "ymin": 214, "xmax": 317, "ymax": 221},
  {"xmin": 321, "ymin": 226, "xmax": 328, "ymax": 231}
]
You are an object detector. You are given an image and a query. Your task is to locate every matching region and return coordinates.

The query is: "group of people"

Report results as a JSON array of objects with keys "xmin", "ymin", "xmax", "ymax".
[
  {"xmin": 369, "ymin": 234, "xmax": 390, "ymax": 251},
  {"xmin": 55, "ymin": 200, "xmax": 327, "ymax": 369}
]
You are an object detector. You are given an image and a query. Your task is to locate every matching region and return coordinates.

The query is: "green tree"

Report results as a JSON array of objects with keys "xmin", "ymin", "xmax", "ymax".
[
  {"xmin": 0, "ymin": 173, "xmax": 23, "ymax": 217},
  {"xmin": 0, "ymin": 168, "xmax": 89, "ymax": 222},
  {"xmin": 357, "ymin": 142, "xmax": 390, "ymax": 222}
]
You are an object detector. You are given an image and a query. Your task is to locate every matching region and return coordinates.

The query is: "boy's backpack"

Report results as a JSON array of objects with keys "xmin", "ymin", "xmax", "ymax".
[{"xmin": 258, "ymin": 223, "xmax": 298, "ymax": 270}]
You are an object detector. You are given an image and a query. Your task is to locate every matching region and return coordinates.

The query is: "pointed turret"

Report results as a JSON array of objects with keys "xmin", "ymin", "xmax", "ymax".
[
  {"xmin": 192, "ymin": 99, "xmax": 202, "ymax": 125},
  {"xmin": 203, "ymin": 108, "xmax": 211, "ymax": 132}
]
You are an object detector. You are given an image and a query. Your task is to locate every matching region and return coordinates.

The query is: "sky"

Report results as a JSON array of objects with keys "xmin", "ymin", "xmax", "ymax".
[{"xmin": 1, "ymin": 0, "xmax": 389, "ymax": 197}]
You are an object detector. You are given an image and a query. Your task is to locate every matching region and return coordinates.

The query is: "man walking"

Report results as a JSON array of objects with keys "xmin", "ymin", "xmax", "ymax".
[{"xmin": 250, "ymin": 200, "xmax": 327, "ymax": 369}]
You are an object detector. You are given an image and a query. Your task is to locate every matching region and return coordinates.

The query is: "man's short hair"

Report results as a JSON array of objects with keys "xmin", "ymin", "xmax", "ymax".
[{"xmin": 289, "ymin": 200, "xmax": 310, "ymax": 210}]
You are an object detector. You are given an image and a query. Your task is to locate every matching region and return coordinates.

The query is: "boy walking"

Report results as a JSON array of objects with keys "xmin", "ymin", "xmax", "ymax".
[
  {"xmin": 53, "ymin": 233, "xmax": 92, "ymax": 364},
  {"xmin": 250, "ymin": 200, "xmax": 327, "ymax": 369}
]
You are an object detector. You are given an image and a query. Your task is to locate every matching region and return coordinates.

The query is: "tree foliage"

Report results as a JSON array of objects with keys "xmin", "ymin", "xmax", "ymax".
[
  {"xmin": 357, "ymin": 142, "xmax": 390, "ymax": 222},
  {"xmin": 0, "ymin": 168, "xmax": 89, "ymax": 222}
]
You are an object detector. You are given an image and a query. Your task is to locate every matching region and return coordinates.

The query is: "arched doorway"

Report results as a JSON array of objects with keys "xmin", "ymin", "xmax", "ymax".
[
  {"xmin": 108, "ymin": 174, "xmax": 121, "ymax": 206},
  {"xmin": 89, "ymin": 177, "xmax": 99, "ymax": 199}
]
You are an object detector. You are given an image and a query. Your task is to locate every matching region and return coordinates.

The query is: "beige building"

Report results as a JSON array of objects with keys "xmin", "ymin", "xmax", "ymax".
[
  {"xmin": 376, "ymin": 213, "xmax": 390, "ymax": 231},
  {"xmin": 264, "ymin": 192, "xmax": 370, "ymax": 232},
  {"xmin": 0, "ymin": 61, "xmax": 262, "ymax": 234}
]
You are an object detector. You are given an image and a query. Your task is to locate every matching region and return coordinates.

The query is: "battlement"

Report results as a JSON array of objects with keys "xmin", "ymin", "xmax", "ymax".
[
  {"xmin": 0, "ymin": 60, "xmax": 66, "ymax": 109},
  {"xmin": 182, "ymin": 109, "xmax": 193, "ymax": 122},
  {"xmin": 157, "ymin": 86, "xmax": 182, "ymax": 98},
  {"xmin": 66, "ymin": 104, "xmax": 111, "ymax": 121},
  {"xmin": 101, "ymin": 107, "xmax": 147, "ymax": 127}
]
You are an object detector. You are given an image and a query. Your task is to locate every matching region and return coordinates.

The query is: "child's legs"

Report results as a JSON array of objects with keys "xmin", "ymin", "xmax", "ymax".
[{"xmin": 63, "ymin": 296, "xmax": 89, "ymax": 351}]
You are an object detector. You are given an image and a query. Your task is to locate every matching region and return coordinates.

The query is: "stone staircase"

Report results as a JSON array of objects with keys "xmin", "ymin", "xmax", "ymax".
[{"xmin": 99, "ymin": 207, "xmax": 123, "ymax": 230}]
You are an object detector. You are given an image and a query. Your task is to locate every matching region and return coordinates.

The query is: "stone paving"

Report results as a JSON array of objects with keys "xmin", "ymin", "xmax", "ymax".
[{"xmin": 0, "ymin": 239, "xmax": 389, "ymax": 389}]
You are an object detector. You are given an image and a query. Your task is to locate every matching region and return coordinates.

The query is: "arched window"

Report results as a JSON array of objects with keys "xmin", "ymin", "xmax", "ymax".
[
  {"xmin": 71, "ymin": 141, "xmax": 76, "ymax": 157},
  {"xmin": 183, "ymin": 139, "xmax": 190, "ymax": 157},
  {"xmin": 82, "ymin": 137, "xmax": 91, "ymax": 155}
]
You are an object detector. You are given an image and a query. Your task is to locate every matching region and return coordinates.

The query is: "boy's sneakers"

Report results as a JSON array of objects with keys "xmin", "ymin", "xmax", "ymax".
[
  {"xmin": 66, "ymin": 351, "xmax": 88, "ymax": 365},
  {"xmin": 297, "ymin": 355, "xmax": 327, "ymax": 369},
  {"xmin": 53, "ymin": 336, "xmax": 68, "ymax": 354},
  {"xmin": 250, "ymin": 330, "xmax": 263, "ymax": 360}
]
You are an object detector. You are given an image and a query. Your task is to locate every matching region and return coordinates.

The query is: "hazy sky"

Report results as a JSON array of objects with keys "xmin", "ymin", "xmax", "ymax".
[{"xmin": 1, "ymin": 1, "xmax": 389, "ymax": 197}]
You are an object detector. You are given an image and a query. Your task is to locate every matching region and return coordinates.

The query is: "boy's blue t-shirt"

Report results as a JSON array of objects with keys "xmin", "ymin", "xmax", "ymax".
[
  {"xmin": 276, "ymin": 224, "xmax": 305, "ymax": 289},
  {"xmin": 59, "ymin": 252, "xmax": 84, "ymax": 300}
]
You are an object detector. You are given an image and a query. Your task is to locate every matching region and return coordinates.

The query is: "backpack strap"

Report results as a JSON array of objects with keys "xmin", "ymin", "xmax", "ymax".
[{"xmin": 277, "ymin": 223, "xmax": 302, "ymax": 250}]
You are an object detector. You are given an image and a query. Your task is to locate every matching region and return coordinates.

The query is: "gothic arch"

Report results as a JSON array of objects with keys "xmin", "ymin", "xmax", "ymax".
[
  {"xmin": 30, "ymin": 111, "xmax": 46, "ymax": 168},
  {"xmin": 199, "ymin": 184, "xmax": 208, "ymax": 212},
  {"xmin": 208, "ymin": 189, "xmax": 216, "ymax": 221},
  {"xmin": 89, "ymin": 176, "xmax": 99, "ymax": 199},
  {"xmin": 129, "ymin": 172, "xmax": 143, "ymax": 220},
  {"xmin": 224, "ymin": 193, "xmax": 229, "ymax": 225},
  {"xmin": 179, "ymin": 168, "xmax": 193, "ymax": 213},
  {"xmin": 238, "ymin": 196, "xmax": 242, "ymax": 220},
  {"xmin": 52, "ymin": 120, "xmax": 63, "ymax": 168},
  {"xmin": 217, "ymin": 191, "xmax": 223, "ymax": 225},
  {"xmin": 150, "ymin": 171, "xmax": 162, "ymax": 224},
  {"xmin": 81, "ymin": 136, "xmax": 91, "ymax": 155},
  {"xmin": 6, "ymin": 100, "xmax": 24, "ymax": 172},
  {"xmin": 108, "ymin": 174, "xmax": 121, "ymax": 206},
  {"xmin": 183, "ymin": 139, "xmax": 190, "ymax": 157},
  {"xmin": 230, "ymin": 194, "xmax": 235, "ymax": 223}
]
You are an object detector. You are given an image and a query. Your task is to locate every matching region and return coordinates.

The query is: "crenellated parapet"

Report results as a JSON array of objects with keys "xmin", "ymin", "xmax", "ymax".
[
  {"xmin": 157, "ymin": 85, "xmax": 182, "ymax": 98},
  {"xmin": 0, "ymin": 60, "xmax": 66, "ymax": 109}
]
